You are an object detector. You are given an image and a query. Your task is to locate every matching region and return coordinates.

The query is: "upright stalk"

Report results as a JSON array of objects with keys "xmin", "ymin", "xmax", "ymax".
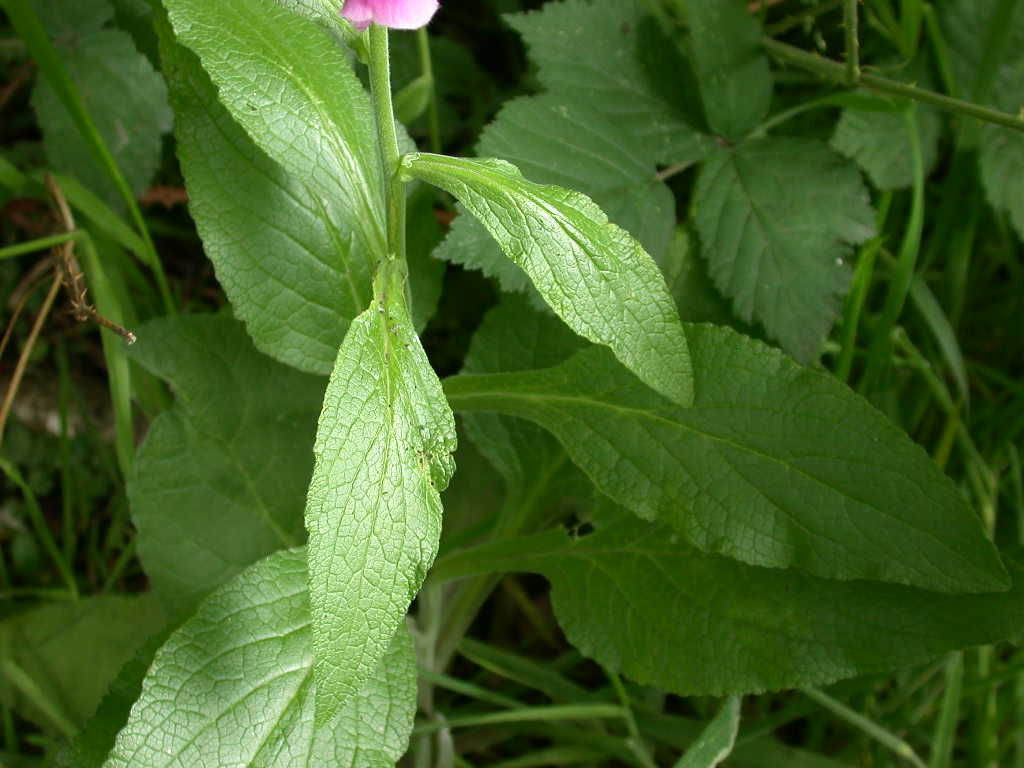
[{"xmin": 368, "ymin": 24, "xmax": 406, "ymax": 268}]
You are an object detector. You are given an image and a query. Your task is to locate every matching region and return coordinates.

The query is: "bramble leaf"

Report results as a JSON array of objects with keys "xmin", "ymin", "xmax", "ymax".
[
  {"xmin": 102, "ymin": 549, "xmax": 417, "ymax": 768},
  {"xmin": 443, "ymin": 322, "xmax": 1007, "ymax": 593},
  {"xmin": 405, "ymin": 152, "xmax": 694, "ymax": 407},
  {"xmin": 686, "ymin": 0, "xmax": 773, "ymax": 138},
  {"xmin": 305, "ymin": 262, "xmax": 456, "ymax": 722},
  {"xmin": 507, "ymin": 0, "xmax": 710, "ymax": 166},
  {"xmin": 432, "ymin": 518, "xmax": 1024, "ymax": 696},
  {"xmin": 128, "ymin": 314, "xmax": 325, "ymax": 617},
  {"xmin": 694, "ymin": 138, "xmax": 875, "ymax": 363}
]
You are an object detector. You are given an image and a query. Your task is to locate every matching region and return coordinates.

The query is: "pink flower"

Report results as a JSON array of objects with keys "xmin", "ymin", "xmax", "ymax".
[{"xmin": 341, "ymin": 0, "xmax": 440, "ymax": 30}]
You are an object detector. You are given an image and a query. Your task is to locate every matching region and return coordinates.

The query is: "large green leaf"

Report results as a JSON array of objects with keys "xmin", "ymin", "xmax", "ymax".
[
  {"xmin": 103, "ymin": 549, "xmax": 417, "ymax": 768},
  {"xmin": 686, "ymin": 0, "xmax": 772, "ymax": 139},
  {"xmin": 157, "ymin": 17, "xmax": 374, "ymax": 374},
  {"xmin": 432, "ymin": 519, "xmax": 1024, "ymax": 696},
  {"xmin": 305, "ymin": 262, "xmax": 456, "ymax": 722},
  {"xmin": 694, "ymin": 138, "xmax": 875, "ymax": 363},
  {"xmin": 164, "ymin": 0, "xmax": 386, "ymax": 263},
  {"xmin": 0, "ymin": 596, "xmax": 165, "ymax": 732},
  {"xmin": 128, "ymin": 314, "xmax": 325, "ymax": 617},
  {"xmin": 435, "ymin": 94, "xmax": 679, "ymax": 296},
  {"xmin": 507, "ymin": 0, "xmax": 710, "ymax": 166},
  {"xmin": 404, "ymin": 152, "xmax": 694, "ymax": 407},
  {"xmin": 443, "ymin": 324, "xmax": 1007, "ymax": 593},
  {"xmin": 31, "ymin": 10, "xmax": 171, "ymax": 208}
]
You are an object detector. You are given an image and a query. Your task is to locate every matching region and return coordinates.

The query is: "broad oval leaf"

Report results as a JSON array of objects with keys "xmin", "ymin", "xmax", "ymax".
[
  {"xmin": 443, "ymin": 322, "xmax": 1007, "ymax": 593},
  {"xmin": 404, "ymin": 152, "xmax": 694, "ymax": 407},
  {"xmin": 103, "ymin": 549, "xmax": 417, "ymax": 768},
  {"xmin": 694, "ymin": 137, "xmax": 875, "ymax": 363},
  {"xmin": 128, "ymin": 314, "xmax": 325, "ymax": 618},
  {"xmin": 305, "ymin": 262, "xmax": 456, "ymax": 722},
  {"xmin": 163, "ymin": 0, "xmax": 386, "ymax": 263},
  {"xmin": 432, "ymin": 519, "xmax": 1024, "ymax": 696}
]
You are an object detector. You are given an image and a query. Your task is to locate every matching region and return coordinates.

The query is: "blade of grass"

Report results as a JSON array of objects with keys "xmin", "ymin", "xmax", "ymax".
[
  {"xmin": 802, "ymin": 687, "xmax": 927, "ymax": 768},
  {"xmin": 0, "ymin": 459, "xmax": 78, "ymax": 599},
  {"xmin": 859, "ymin": 107, "xmax": 925, "ymax": 395},
  {"xmin": 412, "ymin": 704, "xmax": 627, "ymax": 736},
  {"xmin": 0, "ymin": 659, "xmax": 77, "ymax": 739},
  {"xmin": 908, "ymin": 276, "xmax": 969, "ymax": 408},
  {"xmin": 0, "ymin": 232, "xmax": 78, "ymax": 260},
  {"xmin": 459, "ymin": 638, "xmax": 596, "ymax": 704},
  {"xmin": 77, "ymin": 233, "xmax": 135, "ymax": 476},
  {"xmin": 929, "ymin": 652, "xmax": 964, "ymax": 768}
]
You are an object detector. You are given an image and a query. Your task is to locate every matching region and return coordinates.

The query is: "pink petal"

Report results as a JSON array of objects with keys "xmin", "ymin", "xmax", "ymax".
[{"xmin": 341, "ymin": 0, "xmax": 439, "ymax": 30}]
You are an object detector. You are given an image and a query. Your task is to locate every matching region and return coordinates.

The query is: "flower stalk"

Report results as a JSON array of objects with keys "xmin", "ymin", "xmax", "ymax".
[{"xmin": 368, "ymin": 23, "xmax": 406, "ymax": 269}]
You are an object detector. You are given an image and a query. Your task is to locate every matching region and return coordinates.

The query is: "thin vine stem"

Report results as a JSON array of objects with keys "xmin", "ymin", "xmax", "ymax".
[{"xmin": 762, "ymin": 38, "xmax": 1024, "ymax": 133}]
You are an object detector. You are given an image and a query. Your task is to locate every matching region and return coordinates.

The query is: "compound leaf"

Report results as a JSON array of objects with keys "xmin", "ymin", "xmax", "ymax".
[
  {"xmin": 102, "ymin": 549, "xmax": 417, "ymax": 768},
  {"xmin": 443, "ymin": 323, "xmax": 1007, "ymax": 594},
  {"xmin": 305, "ymin": 262, "xmax": 456, "ymax": 722},
  {"xmin": 694, "ymin": 137, "xmax": 875, "ymax": 363},
  {"xmin": 128, "ymin": 314, "xmax": 325, "ymax": 617},
  {"xmin": 405, "ymin": 152, "xmax": 693, "ymax": 407}
]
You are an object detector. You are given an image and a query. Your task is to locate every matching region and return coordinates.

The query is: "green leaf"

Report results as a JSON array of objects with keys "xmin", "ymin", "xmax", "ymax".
[
  {"xmin": 56, "ymin": 633, "xmax": 169, "ymax": 768},
  {"xmin": 157, "ymin": 18, "xmax": 374, "ymax": 374},
  {"xmin": 128, "ymin": 314, "xmax": 325, "ymax": 617},
  {"xmin": 305, "ymin": 261, "xmax": 456, "ymax": 722},
  {"xmin": 31, "ymin": 23, "xmax": 171, "ymax": 207},
  {"xmin": 507, "ymin": 0, "xmax": 711, "ymax": 166},
  {"xmin": 0, "ymin": 596, "xmax": 165, "ymax": 731},
  {"xmin": 102, "ymin": 549, "xmax": 417, "ymax": 768},
  {"xmin": 164, "ymin": 0, "xmax": 386, "ymax": 265},
  {"xmin": 460, "ymin": 296, "xmax": 591, "ymax": 523},
  {"xmin": 980, "ymin": 119, "xmax": 1024, "ymax": 241},
  {"xmin": 694, "ymin": 138, "xmax": 875, "ymax": 363},
  {"xmin": 674, "ymin": 696, "xmax": 741, "ymax": 768},
  {"xmin": 436, "ymin": 94, "xmax": 679, "ymax": 296},
  {"xmin": 443, "ymin": 323, "xmax": 1008, "ymax": 593},
  {"xmin": 830, "ymin": 57, "xmax": 943, "ymax": 191},
  {"xmin": 404, "ymin": 152, "xmax": 694, "ymax": 407},
  {"xmin": 686, "ymin": 0, "xmax": 773, "ymax": 138},
  {"xmin": 433, "ymin": 519, "xmax": 1024, "ymax": 697}
]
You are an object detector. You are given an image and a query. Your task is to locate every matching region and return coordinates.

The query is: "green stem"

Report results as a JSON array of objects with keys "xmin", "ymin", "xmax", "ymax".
[
  {"xmin": 766, "ymin": 0, "xmax": 843, "ymax": 37},
  {"xmin": 844, "ymin": 0, "xmax": 860, "ymax": 84},
  {"xmin": 416, "ymin": 28, "xmax": 441, "ymax": 154},
  {"xmin": 762, "ymin": 38, "xmax": 1024, "ymax": 132},
  {"xmin": 368, "ymin": 24, "xmax": 406, "ymax": 269},
  {"xmin": 412, "ymin": 704, "xmax": 628, "ymax": 736}
]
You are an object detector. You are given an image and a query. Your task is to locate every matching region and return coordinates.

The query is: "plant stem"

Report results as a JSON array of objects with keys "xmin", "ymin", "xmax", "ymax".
[
  {"xmin": 762, "ymin": 38, "xmax": 1024, "ymax": 132},
  {"xmin": 843, "ymin": 0, "xmax": 860, "ymax": 84},
  {"xmin": 0, "ymin": 231, "xmax": 80, "ymax": 260},
  {"xmin": 416, "ymin": 28, "xmax": 442, "ymax": 154},
  {"xmin": 368, "ymin": 24, "xmax": 406, "ymax": 268}
]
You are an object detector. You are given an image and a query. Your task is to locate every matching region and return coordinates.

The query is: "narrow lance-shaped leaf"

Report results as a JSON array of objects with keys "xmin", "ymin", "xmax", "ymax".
[
  {"xmin": 156, "ymin": 13, "xmax": 374, "ymax": 374},
  {"xmin": 431, "ymin": 518, "xmax": 1024, "ymax": 696},
  {"xmin": 403, "ymin": 152, "xmax": 694, "ymax": 407},
  {"xmin": 103, "ymin": 549, "xmax": 417, "ymax": 768},
  {"xmin": 164, "ymin": 0, "xmax": 386, "ymax": 261},
  {"xmin": 305, "ymin": 260, "xmax": 456, "ymax": 723},
  {"xmin": 443, "ymin": 323, "xmax": 1007, "ymax": 594},
  {"xmin": 675, "ymin": 696, "xmax": 741, "ymax": 768}
]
